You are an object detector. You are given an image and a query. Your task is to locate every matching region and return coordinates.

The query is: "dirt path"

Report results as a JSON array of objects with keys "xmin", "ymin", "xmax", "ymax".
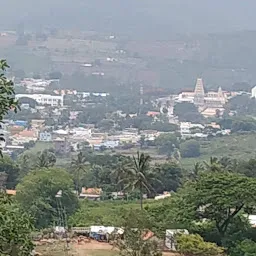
[{"xmin": 73, "ymin": 241, "xmax": 179, "ymax": 256}]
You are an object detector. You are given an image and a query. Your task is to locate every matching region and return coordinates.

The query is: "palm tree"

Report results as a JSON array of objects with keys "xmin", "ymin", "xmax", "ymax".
[
  {"xmin": 219, "ymin": 157, "xmax": 238, "ymax": 172},
  {"xmin": 188, "ymin": 162, "xmax": 204, "ymax": 181},
  {"xmin": 90, "ymin": 164, "xmax": 103, "ymax": 188},
  {"xmin": 71, "ymin": 151, "xmax": 88, "ymax": 195},
  {"xmin": 111, "ymin": 157, "xmax": 130, "ymax": 192},
  {"xmin": 36, "ymin": 150, "xmax": 56, "ymax": 168},
  {"xmin": 203, "ymin": 157, "xmax": 223, "ymax": 172},
  {"xmin": 120, "ymin": 151, "xmax": 157, "ymax": 210}
]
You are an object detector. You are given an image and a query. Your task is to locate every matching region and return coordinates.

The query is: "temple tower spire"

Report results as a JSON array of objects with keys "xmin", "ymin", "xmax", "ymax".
[{"xmin": 194, "ymin": 78, "xmax": 205, "ymax": 106}]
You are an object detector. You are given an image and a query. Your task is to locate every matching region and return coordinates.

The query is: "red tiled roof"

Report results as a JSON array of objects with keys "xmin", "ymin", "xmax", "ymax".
[
  {"xmin": 6, "ymin": 190, "xmax": 16, "ymax": 196},
  {"xmin": 142, "ymin": 230, "xmax": 154, "ymax": 240},
  {"xmin": 81, "ymin": 187, "xmax": 102, "ymax": 195},
  {"xmin": 147, "ymin": 111, "xmax": 160, "ymax": 117},
  {"xmin": 16, "ymin": 130, "xmax": 37, "ymax": 138}
]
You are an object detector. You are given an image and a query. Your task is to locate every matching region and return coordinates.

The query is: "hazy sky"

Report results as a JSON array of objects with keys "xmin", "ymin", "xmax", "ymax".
[{"xmin": 1, "ymin": 0, "xmax": 256, "ymax": 35}]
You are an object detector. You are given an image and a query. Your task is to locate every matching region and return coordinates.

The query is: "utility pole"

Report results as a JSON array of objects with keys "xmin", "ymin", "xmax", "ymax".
[{"xmin": 55, "ymin": 191, "xmax": 70, "ymax": 254}]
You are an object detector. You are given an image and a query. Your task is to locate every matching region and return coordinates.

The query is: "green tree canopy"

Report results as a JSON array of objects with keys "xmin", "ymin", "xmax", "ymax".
[
  {"xmin": 230, "ymin": 239, "xmax": 256, "ymax": 256},
  {"xmin": 236, "ymin": 158, "xmax": 256, "ymax": 178},
  {"xmin": 0, "ymin": 193, "xmax": 34, "ymax": 255},
  {"xmin": 226, "ymin": 95, "xmax": 256, "ymax": 116},
  {"xmin": 176, "ymin": 233, "xmax": 224, "ymax": 256},
  {"xmin": 174, "ymin": 172, "xmax": 256, "ymax": 243},
  {"xmin": 71, "ymin": 151, "xmax": 89, "ymax": 194},
  {"xmin": 0, "ymin": 60, "xmax": 19, "ymax": 150},
  {"xmin": 154, "ymin": 162, "xmax": 182, "ymax": 193},
  {"xmin": 180, "ymin": 139, "xmax": 201, "ymax": 158},
  {"xmin": 16, "ymin": 167, "xmax": 78, "ymax": 228},
  {"xmin": 114, "ymin": 209, "xmax": 162, "ymax": 256},
  {"xmin": 0, "ymin": 156, "xmax": 20, "ymax": 189},
  {"xmin": 120, "ymin": 152, "xmax": 157, "ymax": 209},
  {"xmin": 36, "ymin": 149, "xmax": 56, "ymax": 168},
  {"xmin": 174, "ymin": 102, "xmax": 203, "ymax": 123},
  {"xmin": 97, "ymin": 119, "xmax": 115, "ymax": 131},
  {"xmin": 155, "ymin": 133, "xmax": 179, "ymax": 157}
]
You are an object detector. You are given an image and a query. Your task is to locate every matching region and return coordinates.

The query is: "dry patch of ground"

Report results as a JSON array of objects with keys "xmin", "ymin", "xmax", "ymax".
[{"xmin": 36, "ymin": 240, "xmax": 179, "ymax": 256}]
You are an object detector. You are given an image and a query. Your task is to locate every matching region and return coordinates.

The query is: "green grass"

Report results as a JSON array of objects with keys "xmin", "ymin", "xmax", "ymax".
[
  {"xmin": 180, "ymin": 133, "xmax": 256, "ymax": 169},
  {"xmin": 69, "ymin": 200, "xmax": 142, "ymax": 227},
  {"xmin": 28, "ymin": 133, "xmax": 256, "ymax": 171},
  {"xmin": 30, "ymin": 141, "xmax": 53, "ymax": 153},
  {"xmin": 115, "ymin": 133, "xmax": 256, "ymax": 169}
]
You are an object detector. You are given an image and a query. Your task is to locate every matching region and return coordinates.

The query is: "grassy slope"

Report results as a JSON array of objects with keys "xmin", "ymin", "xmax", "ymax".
[
  {"xmin": 29, "ymin": 141, "xmax": 53, "ymax": 153},
  {"xmin": 180, "ymin": 133, "xmax": 256, "ymax": 169},
  {"xmin": 69, "ymin": 200, "xmax": 141, "ymax": 227},
  {"xmin": 32, "ymin": 133, "xmax": 256, "ymax": 169}
]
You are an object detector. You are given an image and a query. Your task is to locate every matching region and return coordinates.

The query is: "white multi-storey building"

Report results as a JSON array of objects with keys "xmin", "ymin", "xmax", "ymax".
[
  {"xmin": 180, "ymin": 122, "xmax": 204, "ymax": 136},
  {"xmin": 16, "ymin": 94, "xmax": 64, "ymax": 106}
]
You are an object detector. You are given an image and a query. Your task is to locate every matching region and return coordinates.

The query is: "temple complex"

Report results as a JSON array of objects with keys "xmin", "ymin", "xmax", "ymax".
[{"xmin": 178, "ymin": 78, "xmax": 227, "ymax": 108}]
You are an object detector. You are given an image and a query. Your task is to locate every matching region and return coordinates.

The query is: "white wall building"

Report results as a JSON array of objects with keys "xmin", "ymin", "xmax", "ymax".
[
  {"xmin": 180, "ymin": 122, "xmax": 204, "ymax": 135},
  {"xmin": 251, "ymin": 86, "xmax": 256, "ymax": 98},
  {"xmin": 16, "ymin": 94, "xmax": 64, "ymax": 106},
  {"xmin": 70, "ymin": 127, "xmax": 92, "ymax": 137},
  {"xmin": 20, "ymin": 78, "xmax": 54, "ymax": 93}
]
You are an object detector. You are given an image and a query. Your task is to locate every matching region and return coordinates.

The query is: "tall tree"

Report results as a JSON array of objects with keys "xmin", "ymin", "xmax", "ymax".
[
  {"xmin": 112, "ymin": 156, "xmax": 131, "ymax": 192},
  {"xmin": 17, "ymin": 152, "xmax": 37, "ymax": 179},
  {"xmin": 154, "ymin": 162, "xmax": 182, "ymax": 193},
  {"xmin": 173, "ymin": 102, "xmax": 203, "ymax": 123},
  {"xmin": 0, "ymin": 60, "xmax": 19, "ymax": 120},
  {"xmin": 155, "ymin": 133, "xmax": 179, "ymax": 158},
  {"xmin": 188, "ymin": 162, "xmax": 204, "ymax": 181},
  {"xmin": 121, "ymin": 152, "xmax": 157, "ymax": 209},
  {"xmin": 36, "ymin": 149, "xmax": 56, "ymax": 168},
  {"xmin": 236, "ymin": 159, "xmax": 256, "ymax": 178},
  {"xmin": 114, "ymin": 209, "xmax": 162, "ymax": 256},
  {"xmin": 16, "ymin": 168, "xmax": 78, "ymax": 228},
  {"xmin": 180, "ymin": 139, "xmax": 201, "ymax": 158},
  {"xmin": 203, "ymin": 157, "xmax": 223, "ymax": 172},
  {"xmin": 203, "ymin": 157, "xmax": 238, "ymax": 173},
  {"xmin": 0, "ymin": 156, "xmax": 20, "ymax": 189},
  {"xmin": 71, "ymin": 151, "xmax": 88, "ymax": 194},
  {"xmin": 0, "ymin": 60, "xmax": 34, "ymax": 255},
  {"xmin": 0, "ymin": 193, "xmax": 34, "ymax": 255},
  {"xmin": 0, "ymin": 60, "xmax": 19, "ymax": 152},
  {"xmin": 174, "ymin": 171, "xmax": 256, "ymax": 244},
  {"xmin": 89, "ymin": 164, "xmax": 104, "ymax": 188}
]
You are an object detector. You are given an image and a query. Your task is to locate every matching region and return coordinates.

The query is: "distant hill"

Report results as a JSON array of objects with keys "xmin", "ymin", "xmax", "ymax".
[{"xmin": 2, "ymin": 0, "xmax": 256, "ymax": 37}]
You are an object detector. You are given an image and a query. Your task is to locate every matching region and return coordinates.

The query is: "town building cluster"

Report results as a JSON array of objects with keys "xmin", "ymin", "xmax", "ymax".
[{"xmin": 0, "ymin": 76, "xmax": 253, "ymax": 157}]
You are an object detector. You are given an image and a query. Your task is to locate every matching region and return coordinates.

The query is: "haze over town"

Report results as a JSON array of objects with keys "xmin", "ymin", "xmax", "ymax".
[{"xmin": 0, "ymin": 1, "xmax": 256, "ymax": 256}]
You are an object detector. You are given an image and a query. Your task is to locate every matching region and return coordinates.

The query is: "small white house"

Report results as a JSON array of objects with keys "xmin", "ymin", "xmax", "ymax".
[
  {"xmin": 39, "ymin": 132, "xmax": 52, "ymax": 142},
  {"xmin": 94, "ymin": 140, "xmax": 119, "ymax": 151}
]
